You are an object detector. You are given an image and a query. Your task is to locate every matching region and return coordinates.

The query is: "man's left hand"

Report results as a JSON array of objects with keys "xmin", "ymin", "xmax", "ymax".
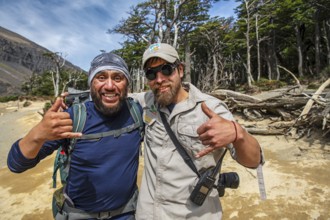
[{"xmin": 195, "ymin": 102, "xmax": 236, "ymax": 158}]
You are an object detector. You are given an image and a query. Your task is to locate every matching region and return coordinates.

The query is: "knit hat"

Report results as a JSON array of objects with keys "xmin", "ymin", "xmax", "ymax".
[
  {"xmin": 88, "ymin": 52, "xmax": 131, "ymax": 86},
  {"xmin": 142, "ymin": 43, "xmax": 179, "ymax": 68}
]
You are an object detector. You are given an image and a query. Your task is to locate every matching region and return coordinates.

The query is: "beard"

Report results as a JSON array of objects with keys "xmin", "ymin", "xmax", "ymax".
[
  {"xmin": 152, "ymin": 80, "xmax": 181, "ymax": 107},
  {"xmin": 91, "ymin": 86, "xmax": 127, "ymax": 116}
]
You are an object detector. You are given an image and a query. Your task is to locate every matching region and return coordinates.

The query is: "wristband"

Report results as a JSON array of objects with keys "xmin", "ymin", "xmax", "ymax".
[{"xmin": 232, "ymin": 121, "xmax": 237, "ymax": 143}]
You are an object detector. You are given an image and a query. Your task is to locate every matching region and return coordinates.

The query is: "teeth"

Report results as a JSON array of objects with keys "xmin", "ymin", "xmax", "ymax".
[
  {"xmin": 159, "ymin": 86, "xmax": 168, "ymax": 89},
  {"xmin": 104, "ymin": 94, "xmax": 116, "ymax": 97}
]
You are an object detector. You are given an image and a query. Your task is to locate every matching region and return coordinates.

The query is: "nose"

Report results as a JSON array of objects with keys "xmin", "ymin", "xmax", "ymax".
[
  {"xmin": 154, "ymin": 71, "xmax": 166, "ymax": 83},
  {"xmin": 104, "ymin": 78, "xmax": 115, "ymax": 89}
]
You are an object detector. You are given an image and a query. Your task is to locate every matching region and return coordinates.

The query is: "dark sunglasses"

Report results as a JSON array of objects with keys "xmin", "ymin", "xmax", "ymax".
[{"xmin": 144, "ymin": 63, "xmax": 178, "ymax": 80}]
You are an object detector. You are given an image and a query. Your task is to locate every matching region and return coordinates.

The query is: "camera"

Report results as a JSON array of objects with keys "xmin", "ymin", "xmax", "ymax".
[
  {"xmin": 190, "ymin": 169, "xmax": 240, "ymax": 206},
  {"xmin": 64, "ymin": 90, "xmax": 90, "ymax": 107},
  {"xmin": 189, "ymin": 149, "xmax": 239, "ymax": 206},
  {"xmin": 190, "ymin": 168, "xmax": 216, "ymax": 206},
  {"xmin": 216, "ymin": 172, "xmax": 240, "ymax": 197}
]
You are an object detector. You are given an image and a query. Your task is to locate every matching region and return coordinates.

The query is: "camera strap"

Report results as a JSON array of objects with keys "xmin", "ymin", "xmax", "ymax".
[{"xmin": 159, "ymin": 111, "xmax": 201, "ymax": 177}]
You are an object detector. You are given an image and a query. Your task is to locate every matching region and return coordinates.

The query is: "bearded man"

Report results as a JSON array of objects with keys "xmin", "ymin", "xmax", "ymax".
[
  {"xmin": 133, "ymin": 43, "xmax": 264, "ymax": 220},
  {"xmin": 7, "ymin": 52, "xmax": 142, "ymax": 220}
]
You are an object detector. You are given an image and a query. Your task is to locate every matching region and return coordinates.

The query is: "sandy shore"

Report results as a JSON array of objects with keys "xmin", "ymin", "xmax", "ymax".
[{"xmin": 0, "ymin": 100, "xmax": 329, "ymax": 220}]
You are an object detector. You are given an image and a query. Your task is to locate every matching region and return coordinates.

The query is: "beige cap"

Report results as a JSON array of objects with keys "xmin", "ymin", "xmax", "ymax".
[{"xmin": 142, "ymin": 43, "xmax": 179, "ymax": 68}]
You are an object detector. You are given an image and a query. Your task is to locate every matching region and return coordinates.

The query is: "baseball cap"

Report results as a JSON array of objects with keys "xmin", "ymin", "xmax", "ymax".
[
  {"xmin": 142, "ymin": 43, "xmax": 179, "ymax": 68},
  {"xmin": 88, "ymin": 52, "xmax": 131, "ymax": 86}
]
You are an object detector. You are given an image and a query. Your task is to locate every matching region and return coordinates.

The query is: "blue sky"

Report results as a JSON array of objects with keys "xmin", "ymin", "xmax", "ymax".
[{"xmin": 0, "ymin": 0, "xmax": 239, "ymax": 71}]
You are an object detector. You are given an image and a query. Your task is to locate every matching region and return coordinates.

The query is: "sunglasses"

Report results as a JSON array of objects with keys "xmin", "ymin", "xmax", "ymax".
[{"xmin": 144, "ymin": 63, "xmax": 178, "ymax": 80}]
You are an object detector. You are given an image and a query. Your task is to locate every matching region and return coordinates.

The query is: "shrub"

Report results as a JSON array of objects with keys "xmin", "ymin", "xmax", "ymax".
[
  {"xmin": 254, "ymin": 78, "xmax": 287, "ymax": 91},
  {"xmin": 0, "ymin": 95, "xmax": 19, "ymax": 103},
  {"xmin": 43, "ymin": 102, "xmax": 52, "ymax": 113},
  {"xmin": 23, "ymin": 101, "xmax": 32, "ymax": 107}
]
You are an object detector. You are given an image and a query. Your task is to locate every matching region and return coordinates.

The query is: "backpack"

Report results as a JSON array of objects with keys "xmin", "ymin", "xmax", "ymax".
[
  {"xmin": 51, "ymin": 96, "xmax": 144, "ymax": 217},
  {"xmin": 52, "ymin": 97, "xmax": 144, "ymax": 188}
]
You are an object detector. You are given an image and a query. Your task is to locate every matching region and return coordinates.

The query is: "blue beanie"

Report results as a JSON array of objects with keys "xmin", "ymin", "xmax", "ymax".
[{"xmin": 88, "ymin": 52, "xmax": 131, "ymax": 86}]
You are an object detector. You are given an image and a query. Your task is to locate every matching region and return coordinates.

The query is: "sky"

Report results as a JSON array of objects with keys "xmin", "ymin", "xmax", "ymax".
[{"xmin": 0, "ymin": 0, "xmax": 239, "ymax": 71}]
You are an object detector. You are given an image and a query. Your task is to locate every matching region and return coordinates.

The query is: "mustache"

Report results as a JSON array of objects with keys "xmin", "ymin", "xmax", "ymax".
[{"xmin": 154, "ymin": 82, "xmax": 171, "ymax": 89}]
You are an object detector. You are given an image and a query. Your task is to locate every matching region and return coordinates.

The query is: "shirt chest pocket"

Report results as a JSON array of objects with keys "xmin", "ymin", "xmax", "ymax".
[
  {"xmin": 143, "ymin": 112, "xmax": 166, "ymax": 147},
  {"xmin": 177, "ymin": 123, "xmax": 204, "ymax": 154}
]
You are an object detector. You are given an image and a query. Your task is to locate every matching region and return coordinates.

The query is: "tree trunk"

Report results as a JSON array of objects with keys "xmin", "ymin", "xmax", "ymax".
[
  {"xmin": 314, "ymin": 10, "xmax": 320, "ymax": 75},
  {"xmin": 256, "ymin": 14, "xmax": 261, "ymax": 81},
  {"xmin": 184, "ymin": 43, "xmax": 191, "ymax": 83},
  {"xmin": 266, "ymin": 46, "xmax": 272, "ymax": 80},
  {"xmin": 244, "ymin": 0, "xmax": 253, "ymax": 88},
  {"xmin": 52, "ymin": 63, "xmax": 60, "ymax": 97},
  {"xmin": 299, "ymin": 78, "xmax": 330, "ymax": 119},
  {"xmin": 212, "ymin": 54, "xmax": 218, "ymax": 89},
  {"xmin": 135, "ymin": 69, "xmax": 141, "ymax": 92},
  {"xmin": 323, "ymin": 20, "xmax": 330, "ymax": 66},
  {"xmin": 295, "ymin": 24, "xmax": 304, "ymax": 77}
]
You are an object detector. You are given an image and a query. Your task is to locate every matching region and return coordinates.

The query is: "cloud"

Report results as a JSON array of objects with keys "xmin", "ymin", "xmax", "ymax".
[
  {"xmin": 0, "ymin": 0, "xmax": 238, "ymax": 71},
  {"xmin": 0, "ymin": 0, "xmax": 143, "ymax": 70}
]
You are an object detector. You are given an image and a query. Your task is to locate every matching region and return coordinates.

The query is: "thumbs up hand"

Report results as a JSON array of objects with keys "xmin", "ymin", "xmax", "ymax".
[
  {"xmin": 36, "ymin": 97, "xmax": 82, "ymax": 141},
  {"xmin": 195, "ymin": 102, "xmax": 237, "ymax": 158}
]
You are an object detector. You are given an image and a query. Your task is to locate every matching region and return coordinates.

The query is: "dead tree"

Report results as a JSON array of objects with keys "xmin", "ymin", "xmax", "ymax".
[{"xmin": 210, "ymin": 78, "xmax": 330, "ymax": 139}]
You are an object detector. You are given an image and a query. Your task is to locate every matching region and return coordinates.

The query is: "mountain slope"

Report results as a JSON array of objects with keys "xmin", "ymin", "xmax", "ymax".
[{"xmin": 0, "ymin": 26, "xmax": 83, "ymax": 96}]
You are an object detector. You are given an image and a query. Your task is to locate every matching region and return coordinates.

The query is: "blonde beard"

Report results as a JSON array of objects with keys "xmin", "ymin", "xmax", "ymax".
[{"xmin": 153, "ymin": 81, "xmax": 181, "ymax": 107}]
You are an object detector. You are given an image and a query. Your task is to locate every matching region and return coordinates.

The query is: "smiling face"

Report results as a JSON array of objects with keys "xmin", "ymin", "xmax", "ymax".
[
  {"xmin": 90, "ymin": 70, "xmax": 128, "ymax": 116},
  {"xmin": 145, "ymin": 58, "xmax": 188, "ymax": 107}
]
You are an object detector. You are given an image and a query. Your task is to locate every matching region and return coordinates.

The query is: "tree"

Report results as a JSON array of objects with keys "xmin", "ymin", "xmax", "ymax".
[
  {"xmin": 190, "ymin": 17, "xmax": 234, "ymax": 90},
  {"xmin": 108, "ymin": 0, "xmax": 218, "ymax": 89},
  {"xmin": 242, "ymin": 0, "xmax": 255, "ymax": 87},
  {"xmin": 43, "ymin": 52, "xmax": 66, "ymax": 97}
]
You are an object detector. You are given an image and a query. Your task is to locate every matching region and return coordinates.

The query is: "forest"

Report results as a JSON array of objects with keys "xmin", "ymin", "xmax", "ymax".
[
  {"xmin": 18, "ymin": 0, "xmax": 330, "ymax": 138},
  {"xmin": 21, "ymin": 0, "xmax": 330, "ymax": 95},
  {"xmin": 106, "ymin": 0, "xmax": 330, "ymax": 93}
]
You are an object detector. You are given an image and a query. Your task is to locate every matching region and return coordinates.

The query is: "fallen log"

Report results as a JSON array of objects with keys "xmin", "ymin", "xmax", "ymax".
[
  {"xmin": 211, "ymin": 83, "xmax": 330, "ymax": 139},
  {"xmin": 211, "ymin": 89, "xmax": 262, "ymax": 103},
  {"xmin": 298, "ymin": 78, "xmax": 330, "ymax": 119},
  {"xmin": 245, "ymin": 126, "xmax": 285, "ymax": 135}
]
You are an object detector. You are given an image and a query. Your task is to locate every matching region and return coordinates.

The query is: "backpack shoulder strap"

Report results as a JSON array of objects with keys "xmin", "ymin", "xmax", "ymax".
[
  {"xmin": 127, "ymin": 97, "xmax": 144, "ymax": 138},
  {"xmin": 52, "ymin": 103, "xmax": 87, "ymax": 188},
  {"xmin": 68, "ymin": 103, "xmax": 87, "ymax": 153},
  {"xmin": 79, "ymin": 98, "xmax": 143, "ymax": 140}
]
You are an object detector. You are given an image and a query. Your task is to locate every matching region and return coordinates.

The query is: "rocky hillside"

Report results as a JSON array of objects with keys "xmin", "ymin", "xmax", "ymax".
[{"xmin": 0, "ymin": 26, "xmax": 83, "ymax": 96}]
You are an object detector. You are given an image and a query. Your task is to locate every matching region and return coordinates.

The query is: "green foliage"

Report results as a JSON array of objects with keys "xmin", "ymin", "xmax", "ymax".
[
  {"xmin": 107, "ymin": 0, "xmax": 329, "ymax": 92},
  {"xmin": 112, "ymin": 41, "xmax": 148, "ymax": 70},
  {"xmin": 300, "ymin": 66, "xmax": 330, "ymax": 89},
  {"xmin": 43, "ymin": 101, "xmax": 52, "ymax": 113},
  {"xmin": 23, "ymin": 101, "xmax": 32, "ymax": 107},
  {"xmin": 21, "ymin": 72, "xmax": 54, "ymax": 96},
  {"xmin": 307, "ymin": 82, "xmax": 320, "ymax": 90},
  {"xmin": 254, "ymin": 78, "xmax": 287, "ymax": 91},
  {"xmin": 0, "ymin": 95, "xmax": 19, "ymax": 103},
  {"xmin": 109, "ymin": 0, "xmax": 214, "ymax": 45},
  {"xmin": 320, "ymin": 66, "xmax": 330, "ymax": 80},
  {"xmin": 21, "ymin": 69, "xmax": 88, "ymax": 97}
]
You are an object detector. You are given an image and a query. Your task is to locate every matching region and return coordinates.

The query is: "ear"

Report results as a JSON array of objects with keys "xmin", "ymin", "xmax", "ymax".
[{"xmin": 178, "ymin": 64, "xmax": 184, "ymax": 78}]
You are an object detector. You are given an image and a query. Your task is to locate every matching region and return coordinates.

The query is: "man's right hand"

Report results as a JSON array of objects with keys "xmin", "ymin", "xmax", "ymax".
[
  {"xmin": 38, "ymin": 97, "xmax": 82, "ymax": 141},
  {"xmin": 18, "ymin": 97, "xmax": 81, "ymax": 158}
]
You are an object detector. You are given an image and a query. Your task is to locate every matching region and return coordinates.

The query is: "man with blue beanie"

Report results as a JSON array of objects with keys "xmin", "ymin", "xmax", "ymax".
[{"xmin": 7, "ymin": 52, "xmax": 142, "ymax": 220}]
